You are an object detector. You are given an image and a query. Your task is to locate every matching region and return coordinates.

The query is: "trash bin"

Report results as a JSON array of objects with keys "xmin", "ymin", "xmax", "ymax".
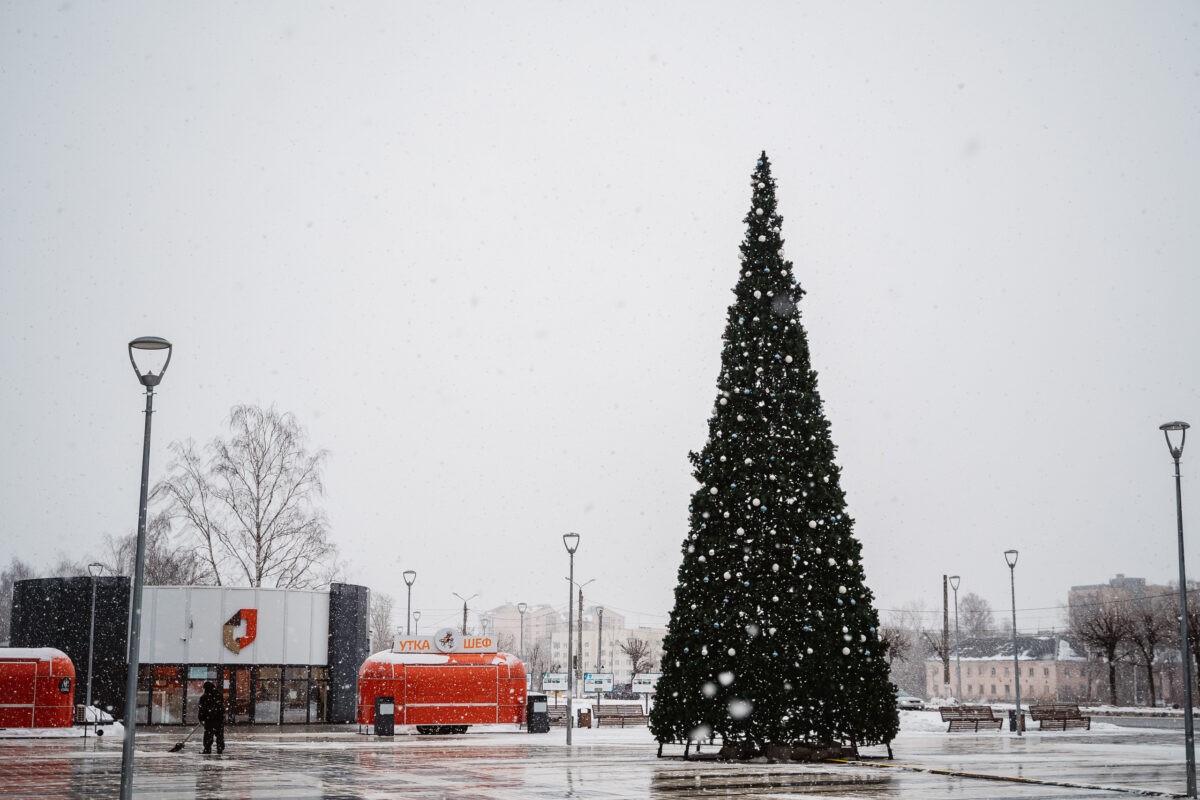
[
  {"xmin": 526, "ymin": 693, "xmax": 550, "ymax": 733},
  {"xmin": 374, "ymin": 696, "xmax": 395, "ymax": 736},
  {"xmin": 1007, "ymin": 709, "xmax": 1025, "ymax": 732},
  {"xmin": 577, "ymin": 708, "xmax": 592, "ymax": 729}
]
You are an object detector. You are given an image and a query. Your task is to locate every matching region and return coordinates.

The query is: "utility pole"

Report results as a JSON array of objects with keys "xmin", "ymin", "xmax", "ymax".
[
  {"xmin": 577, "ymin": 588, "xmax": 585, "ymax": 688},
  {"xmin": 943, "ymin": 574, "xmax": 951, "ymax": 699}
]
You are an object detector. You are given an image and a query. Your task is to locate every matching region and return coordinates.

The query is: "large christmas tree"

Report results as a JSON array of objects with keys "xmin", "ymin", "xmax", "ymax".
[{"xmin": 651, "ymin": 153, "xmax": 898, "ymax": 755}]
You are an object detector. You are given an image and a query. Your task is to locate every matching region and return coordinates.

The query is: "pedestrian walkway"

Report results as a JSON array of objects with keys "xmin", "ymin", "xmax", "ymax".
[{"xmin": 0, "ymin": 721, "xmax": 1189, "ymax": 798}]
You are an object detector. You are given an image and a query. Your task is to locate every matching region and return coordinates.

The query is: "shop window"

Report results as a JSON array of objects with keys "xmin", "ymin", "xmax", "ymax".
[
  {"xmin": 254, "ymin": 667, "xmax": 282, "ymax": 724},
  {"xmin": 309, "ymin": 667, "xmax": 330, "ymax": 723},
  {"xmin": 185, "ymin": 666, "xmax": 219, "ymax": 724},
  {"xmin": 135, "ymin": 665, "xmax": 186, "ymax": 724},
  {"xmin": 283, "ymin": 667, "xmax": 310, "ymax": 723}
]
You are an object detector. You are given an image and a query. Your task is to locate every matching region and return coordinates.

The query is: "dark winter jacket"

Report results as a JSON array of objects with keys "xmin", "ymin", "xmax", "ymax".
[{"xmin": 198, "ymin": 686, "xmax": 224, "ymax": 727}]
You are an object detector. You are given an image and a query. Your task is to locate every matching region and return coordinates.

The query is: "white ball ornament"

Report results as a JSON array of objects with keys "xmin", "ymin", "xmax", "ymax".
[
  {"xmin": 757, "ymin": 235, "xmax": 766, "ymax": 242},
  {"xmin": 755, "ymin": 208, "xmax": 764, "ymax": 215},
  {"xmin": 752, "ymin": 498, "xmax": 761, "ymax": 506},
  {"xmin": 785, "ymin": 355, "xmax": 793, "ymax": 363},
  {"xmin": 753, "ymin": 290, "xmax": 762, "ymax": 299},
  {"xmin": 757, "ymin": 182, "xmax": 765, "ymax": 189},
  {"xmin": 842, "ymin": 647, "xmax": 851, "ymax": 656},
  {"xmin": 838, "ymin": 585, "xmax": 847, "ymax": 594},
  {"xmin": 808, "ymin": 521, "xmax": 817, "ymax": 529},
  {"xmin": 710, "ymin": 487, "xmax": 718, "ymax": 495}
]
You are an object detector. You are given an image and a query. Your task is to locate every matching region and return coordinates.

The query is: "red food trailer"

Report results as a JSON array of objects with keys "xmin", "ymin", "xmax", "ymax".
[
  {"xmin": 358, "ymin": 629, "xmax": 526, "ymax": 734},
  {"xmin": 0, "ymin": 648, "xmax": 76, "ymax": 728}
]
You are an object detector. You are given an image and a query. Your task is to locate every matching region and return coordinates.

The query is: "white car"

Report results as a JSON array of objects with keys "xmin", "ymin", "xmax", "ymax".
[{"xmin": 896, "ymin": 692, "xmax": 924, "ymax": 711}]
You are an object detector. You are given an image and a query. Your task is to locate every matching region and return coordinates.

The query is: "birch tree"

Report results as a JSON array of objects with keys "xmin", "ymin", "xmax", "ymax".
[{"xmin": 152, "ymin": 405, "xmax": 338, "ymax": 589}]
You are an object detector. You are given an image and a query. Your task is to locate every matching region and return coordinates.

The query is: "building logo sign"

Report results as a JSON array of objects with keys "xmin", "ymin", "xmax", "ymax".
[
  {"xmin": 222, "ymin": 608, "xmax": 258, "ymax": 654},
  {"xmin": 391, "ymin": 628, "xmax": 497, "ymax": 654}
]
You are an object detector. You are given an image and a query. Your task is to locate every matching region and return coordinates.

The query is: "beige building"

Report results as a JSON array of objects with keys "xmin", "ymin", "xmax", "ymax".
[{"xmin": 926, "ymin": 636, "xmax": 1090, "ymax": 703}]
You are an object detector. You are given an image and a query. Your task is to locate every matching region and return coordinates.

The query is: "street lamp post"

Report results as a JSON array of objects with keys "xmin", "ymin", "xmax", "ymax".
[
  {"xmin": 1004, "ymin": 550, "xmax": 1022, "ymax": 736},
  {"xmin": 403, "ymin": 570, "xmax": 417, "ymax": 636},
  {"xmin": 86, "ymin": 563, "xmax": 105, "ymax": 710},
  {"xmin": 517, "ymin": 602, "xmax": 528, "ymax": 661},
  {"xmin": 949, "ymin": 575, "xmax": 962, "ymax": 702},
  {"xmin": 1162, "ymin": 420, "xmax": 1197, "ymax": 798},
  {"xmin": 563, "ymin": 532, "xmax": 580, "ymax": 746},
  {"xmin": 412, "ymin": 611, "xmax": 421, "ymax": 635},
  {"xmin": 596, "ymin": 607, "xmax": 604, "ymax": 672},
  {"xmin": 120, "ymin": 336, "xmax": 173, "ymax": 800},
  {"xmin": 453, "ymin": 592, "xmax": 478, "ymax": 636}
]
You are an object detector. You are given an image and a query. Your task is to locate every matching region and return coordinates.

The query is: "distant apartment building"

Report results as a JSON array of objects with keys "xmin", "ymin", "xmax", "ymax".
[{"xmin": 485, "ymin": 602, "xmax": 666, "ymax": 686}]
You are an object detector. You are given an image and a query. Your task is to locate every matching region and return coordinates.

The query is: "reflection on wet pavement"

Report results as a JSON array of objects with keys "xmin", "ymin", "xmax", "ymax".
[{"xmin": 0, "ymin": 726, "xmax": 1188, "ymax": 799}]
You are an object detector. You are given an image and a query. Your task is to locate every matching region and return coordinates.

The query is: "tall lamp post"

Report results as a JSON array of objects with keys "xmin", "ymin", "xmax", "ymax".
[
  {"xmin": 403, "ymin": 570, "xmax": 417, "ymax": 636},
  {"xmin": 453, "ymin": 592, "xmax": 478, "ymax": 636},
  {"xmin": 412, "ymin": 611, "xmax": 421, "ymax": 635},
  {"xmin": 86, "ymin": 563, "xmax": 105, "ymax": 710},
  {"xmin": 120, "ymin": 336, "xmax": 172, "ymax": 800},
  {"xmin": 1162, "ymin": 420, "xmax": 1197, "ymax": 798},
  {"xmin": 948, "ymin": 575, "xmax": 962, "ymax": 702},
  {"xmin": 563, "ymin": 532, "xmax": 580, "ymax": 745},
  {"xmin": 1004, "ymin": 550, "xmax": 1022, "ymax": 736},
  {"xmin": 517, "ymin": 602, "xmax": 528, "ymax": 661},
  {"xmin": 596, "ymin": 607, "xmax": 604, "ymax": 672}
]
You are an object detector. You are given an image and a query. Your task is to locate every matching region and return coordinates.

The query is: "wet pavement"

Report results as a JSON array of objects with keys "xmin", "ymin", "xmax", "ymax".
[{"xmin": 0, "ymin": 723, "xmax": 1190, "ymax": 799}]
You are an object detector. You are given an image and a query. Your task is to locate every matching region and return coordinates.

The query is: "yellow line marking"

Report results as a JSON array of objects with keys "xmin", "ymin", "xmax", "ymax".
[{"xmin": 831, "ymin": 758, "xmax": 1184, "ymax": 798}]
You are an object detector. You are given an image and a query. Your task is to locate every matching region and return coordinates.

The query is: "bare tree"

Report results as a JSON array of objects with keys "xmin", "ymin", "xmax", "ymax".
[
  {"xmin": 0, "ymin": 558, "xmax": 36, "ymax": 643},
  {"xmin": 619, "ymin": 637, "xmax": 655, "ymax": 675},
  {"xmin": 99, "ymin": 517, "xmax": 214, "ymax": 585},
  {"xmin": 959, "ymin": 592, "xmax": 995, "ymax": 637},
  {"xmin": 152, "ymin": 405, "xmax": 338, "ymax": 589},
  {"xmin": 1070, "ymin": 601, "xmax": 1132, "ymax": 705},
  {"xmin": 524, "ymin": 639, "xmax": 549, "ymax": 689},
  {"xmin": 495, "ymin": 632, "xmax": 517, "ymax": 654},
  {"xmin": 369, "ymin": 592, "xmax": 395, "ymax": 654},
  {"xmin": 1128, "ymin": 597, "xmax": 1174, "ymax": 706},
  {"xmin": 880, "ymin": 603, "xmax": 932, "ymax": 697}
]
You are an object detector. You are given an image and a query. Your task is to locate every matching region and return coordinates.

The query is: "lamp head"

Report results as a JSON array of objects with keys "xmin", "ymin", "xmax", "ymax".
[
  {"xmin": 563, "ymin": 532, "xmax": 580, "ymax": 554},
  {"xmin": 88, "ymin": 562, "xmax": 104, "ymax": 577},
  {"xmin": 517, "ymin": 602, "xmax": 528, "ymax": 614},
  {"xmin": 948, "ymin": 575, "xmax": 960, "ymax": 591},
  {"xmin": 1004, "ymin": 549, "xmax": 1019, "ymax": 568},
  {"xmin": 412, "ymin": 611, "xmax": 421, "ymax": 621},
  {"xmin": 1161, "ymin": 421, "xmax": 1190, "ymax": 460},
  {"xmin": 128, "ymin": 336, "xmax": 173, "ymax": 387},
  {"xmin": 402, "ymin": 569, "xmax": 417, "ymax": 587}
]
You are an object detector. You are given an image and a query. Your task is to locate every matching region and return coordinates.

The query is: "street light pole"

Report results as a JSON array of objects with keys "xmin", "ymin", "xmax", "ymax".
[
  {"xmin": 86, "ymin": 563, "xmax": 104, "ymax": 710},
  {"xmin": 596, "ymin": 607, "xmax": 604, "ymax": 672},
  {"xmin": 453, "ymin": 592, "xmax": 478, "ymax": 636},
  {"xmin": 949, "ymin": 575, "xmax": 962, "ymax": 702},
  {"xmin": 1162, "ymin": 421, "xmax": 1197, "ymax": 798},
  {"xmin": 403, "ymin": 570, "xmax": 417, "ymax": 636},
  {"xmin": 517, "ymin": 602, "xmax": 528, "ymax": 661},
  {"xmin": 1004, "ymin": 550, "xmax": 1022, "ymax": 736},
  {"xmin": 562, "ymin": 532, "xmax": 580, "ymax": 746},
  {"xmin": 412, "ymin": 611, "xmax": 421, "ymax": 635},
  {"xmin": 120, "ymin": 336, "xmax": 172, "ymax": 800}
]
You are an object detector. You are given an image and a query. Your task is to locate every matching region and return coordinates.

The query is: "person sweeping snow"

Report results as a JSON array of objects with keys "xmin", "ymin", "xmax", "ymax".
[{"xmin": 197, "ymin": 681, "xmax": 225, "ymax": 755}]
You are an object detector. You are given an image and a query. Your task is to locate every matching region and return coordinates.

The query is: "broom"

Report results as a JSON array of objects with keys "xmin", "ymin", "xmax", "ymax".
[{"xmin": 168, "ymin": 722, "xmax": 202, "ymax": 753}]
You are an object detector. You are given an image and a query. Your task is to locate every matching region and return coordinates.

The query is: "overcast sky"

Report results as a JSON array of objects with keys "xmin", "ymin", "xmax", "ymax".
[{"xmin": 3, "ymin": 2, "xmax": 1198, "ymax": 637}]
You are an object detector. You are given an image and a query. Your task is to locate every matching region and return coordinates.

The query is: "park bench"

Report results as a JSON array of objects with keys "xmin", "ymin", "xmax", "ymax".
[
  {"xmin": 595, "ymin": 703, "xmax": 650, "ymax": 728},
  {"xmin": 547, "ymin": 705, "xmax": 569, "ymax": 726},
  {"xmin": 1029, "ymin": 703, "xmax": 1091, "ymax": 731},
  {"xmin": 939, "ymin": 705, "xmax": 1004, "ymax": 732}
]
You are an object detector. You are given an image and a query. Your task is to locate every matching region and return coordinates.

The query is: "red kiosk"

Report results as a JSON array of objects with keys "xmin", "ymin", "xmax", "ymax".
[
  {"xmin": 0, "ymin": 648, "xmax": 76, "ymax": 728},
  {"xmin": 358, "ymin": 628, "xmax": 526, "ymax": 734}
]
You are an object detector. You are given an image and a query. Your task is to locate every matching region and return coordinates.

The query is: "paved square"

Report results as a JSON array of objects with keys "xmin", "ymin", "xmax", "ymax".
[{"xmin": 0, "ymin": 721, "xmax": 1190, "ymax": 798}]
